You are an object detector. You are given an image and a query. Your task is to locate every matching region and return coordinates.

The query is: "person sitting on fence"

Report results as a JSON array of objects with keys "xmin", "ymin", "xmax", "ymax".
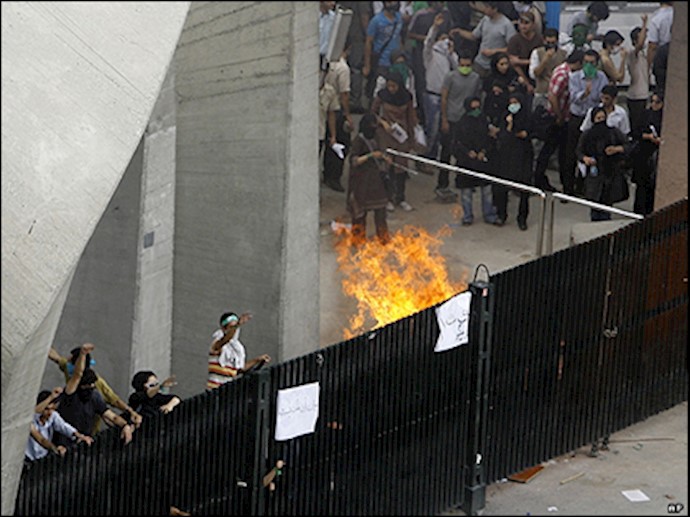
[
  {"xmin": 53, "ymin": 343, "xmax": 135, "ymax": 448},
  {"xmin": 128, "ymin": 371, "xmax": 181, "ymax": 420},
  {"xmin": 48, "ymin": 345, "xmax": 143, "ymax": 431},
  {"xmin": 25, "ymin": 387, "xmax": 94, "ymax": 462},
  {"xmin": 207, "ymin": 311, "xmax": 271, "ymax": 390}
]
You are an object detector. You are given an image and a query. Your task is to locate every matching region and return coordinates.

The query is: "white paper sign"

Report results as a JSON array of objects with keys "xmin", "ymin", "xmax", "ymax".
[
  {"xmin": 275, "ymin": 382, "xmax": 320, "ymax": 441},
  {"xmin": 434, "ymin": 291, "xmax": 472, "ymax": 352}
]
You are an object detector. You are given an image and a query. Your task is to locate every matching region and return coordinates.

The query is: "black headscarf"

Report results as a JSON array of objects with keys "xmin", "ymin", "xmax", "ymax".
[
  {"xmin": 582, "ymin": 107, "xmax": 613, "ymax": 157},
  {"xmin": 377, "ymin": 71, "xmax": 412, "ymax": 107}
]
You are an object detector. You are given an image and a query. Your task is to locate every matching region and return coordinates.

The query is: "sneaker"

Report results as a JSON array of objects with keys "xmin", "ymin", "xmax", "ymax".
[
  {"xmin": 399, "ymin": 201, "xmax": 414, "ymax": 212},
  {"xmin": 386, "ymin": 201, "xmax": 396, "ymax": 212}
]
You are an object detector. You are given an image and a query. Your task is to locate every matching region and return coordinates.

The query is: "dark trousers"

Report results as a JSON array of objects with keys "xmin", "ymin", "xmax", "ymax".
[
  {"xmin": 626, "ymin": 98, "xmax": 647, "ymax": 137},
  {"xmin": 323, "ymin": 111, "xmax": 351, "ymax": 185},
  {"xmin": 565, "ymin": 115, "xmax": 585, "ymax": 195},
  {"xmin": 383, "ymin": 160, "xmax": 408, "ymax": 204},
  {"xmin": 493, "ymin": 185, "xmax": 530, "ymax": 224},
  {"xmin": 437, "ymin": 121, "xmax": 462, "ymax": 189},
  {"xmin": 534, "ymin": 122, "xmax": 568, "ymax": 190},
  {"xmin": 352, "ymin": 208, "xmax": 389, "ymax": 243}
]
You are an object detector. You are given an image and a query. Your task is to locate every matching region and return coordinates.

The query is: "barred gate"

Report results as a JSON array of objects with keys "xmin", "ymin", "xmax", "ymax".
[{"xmin": 15, "ymin": 200, "xmax": 688, "ymax": 516}]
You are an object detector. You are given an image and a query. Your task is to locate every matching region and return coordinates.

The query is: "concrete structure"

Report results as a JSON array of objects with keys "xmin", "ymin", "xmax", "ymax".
[
  {"xmin": 42, "ymin": 2, "xmax": 320, "ymax": 401},
  {"xmin": 655, "ymin": 2, "xmax": 688, "ymax": 211},
  {"xmin": 170, "ymin": 2, "xmax": 319, "ymax": 397},
  {"xmin": 1, "ymin": 2, "xmax": 190, "ymax": 513}
]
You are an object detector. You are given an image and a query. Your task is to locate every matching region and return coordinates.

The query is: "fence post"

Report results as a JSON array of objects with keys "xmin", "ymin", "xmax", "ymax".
[
  {"xmin": 250, "ymin": 368, "xmax": 272, "ymax": 515},
  {"xmin": 462, "ymin": 280, "xmax": 494, "ymax": 516}
]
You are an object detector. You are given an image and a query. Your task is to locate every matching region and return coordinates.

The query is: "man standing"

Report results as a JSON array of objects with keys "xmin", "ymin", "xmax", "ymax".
[
  {"xmin": 363, "ymin": 1, "xmax": 403, "ymax": 103},
  {"xmin": 626, "ymin": 16, "xmax": 651, "ymax": 133},
  {"xmin": 529, "ymin": 28, "xmax": 567, "ymax": 111},
  {"xmin": 455, "ymin": 2, "xmax": 516, "ymax": 79},
  {"xmin": 319, "ymin": 61, "xmax": 341, "ymax": 191},
  {"xmin": 580, "ymin": 85, "xmax": 631, "ymax": 137},
  {"xmin": 647, "ymin": 2, "xmax": 673, "ymax": 71},
  {"xmin": 324, "ymin": 44, "xmax": 355, "ymax": 192},
  {"xmin": 507, "ymin": 10, "xmax": 543, "ymax": 96},
  {"xmin": 566, "ymin": 50, "xmax": 608, "ymax": 195},
  {"xmin": 532, "ymin": 50, "xmax": 583, "ymax": 193},
  {"xmin": 421, "ymin": 12, "xmax": 458, "ymax": 162},
  {"xmin": 564, "ymin": 1, "xmax": 610, "ymax": 43},
  {"xmin": 436, "ymin": 50, "xmax": 482, "ymax": 198}
]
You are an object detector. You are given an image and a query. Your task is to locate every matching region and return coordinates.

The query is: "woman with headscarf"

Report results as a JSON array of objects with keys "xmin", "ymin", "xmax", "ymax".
[
  {"xmin": 576, "ymin": 106, "xmax": 631, "ymax": 221},
  {"xmin": 347, "ymin": 113, "xmax": 392, "ymax": 245},
  {"xmin": 630, "ymin": 93, "xmax": 663, "ymax": 215},
  {"xmin": 454, "ymin": 96, "xmax": 500, "ymax": 226},
  {"xmin": 492, "ymin": 91, "xmax": 534, "ymax": 230},
  {"xmin": 482, "ymin": 52, "xmax": 519, "ymax": 98},
  {"xmin": 371, "ymin": 70, "xmax": 419, "ymax": 212}
]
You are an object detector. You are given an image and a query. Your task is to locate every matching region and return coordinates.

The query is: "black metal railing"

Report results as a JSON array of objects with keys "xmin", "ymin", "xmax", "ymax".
[{"xmin": 15, "ymin": 200, "xmax": 687, "ymax": 516}]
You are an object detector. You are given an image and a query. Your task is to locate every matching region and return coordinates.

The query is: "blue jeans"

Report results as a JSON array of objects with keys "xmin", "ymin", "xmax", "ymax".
[
  {"xmin": 460, "ymin": 186, "xmax": 498, "ymax": 223},
  {"xmin": 422, "ymin": 92, "xmax": 442, "ymax": 160}
]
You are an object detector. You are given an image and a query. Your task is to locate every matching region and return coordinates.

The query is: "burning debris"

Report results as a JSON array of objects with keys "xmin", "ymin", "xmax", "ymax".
[{"xmin": 333, "ymin": 224, "xmax": 468, "ymax": 339}]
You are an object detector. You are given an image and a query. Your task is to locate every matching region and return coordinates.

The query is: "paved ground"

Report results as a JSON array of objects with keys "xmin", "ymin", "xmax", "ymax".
[{"xmin": 317, "ymin": 115, "xmax": 687, "ymax": 516}]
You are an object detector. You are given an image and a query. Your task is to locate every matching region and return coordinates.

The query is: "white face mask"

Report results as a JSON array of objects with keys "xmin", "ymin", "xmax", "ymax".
[
  {"xmin": 433, "ymin": 39, "xmax": 450, "ymax": 53},
  {"xmin": 611, "ymin": 45, "xmax": 622, "ymax": 55}
]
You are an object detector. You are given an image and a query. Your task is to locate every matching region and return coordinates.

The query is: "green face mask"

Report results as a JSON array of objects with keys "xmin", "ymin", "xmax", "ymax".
[
  {"xmin": 458, "ymin": 65, "xmax": 472, "ymax": 76},
  {"xmin": 467, "ymin": 108, "xmax": 482, "ymax": 117},
  {"xmin": 583, "ymin": 62, "xmax": 597, "ymax": 79}
]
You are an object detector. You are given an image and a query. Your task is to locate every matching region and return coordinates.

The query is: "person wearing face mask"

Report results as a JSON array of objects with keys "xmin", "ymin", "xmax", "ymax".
[
  {"xmin": 436, "ymin": 50, "xmax": 482, "ymax": 198},
  {"xmin": 566, "ymin": 49, "xmax": 608, "ymax": 196},
  {"xmin": 53, "ymin": 343, "xmax": 135, "ymax": 448},
  {"xmin": 564, "ymin": 1, "xmax": 610, "ymax": 44},
  {"xmin": 48, "ymin": 345, "xmax": 143, "ymax": 433},
  {"xmin": 347, "ymin": 113, "xmax": 392, "ymax": 245},
  {"xmin": 421, "ymin": 12, "xmax": 458, "ymax": 162},
  {"xmin": 454, "ymin": 96, "xmax": 500, "ymax": 226},
  {"xmin": 559, "ymin": 23, "xmax": 592, "ymax": 57},
  {"xmin": 528, "ymin": 28, "xmax": 567, "ymax": 111},
  {"xmin": 493, "ymin": 91, "xmax": 533, "ymax": 230},
  {"xmin": 599, "ymin": 30, "xmax": 627, "ymax": 86},
  {"xmin": 576, "ymin": 106, "xmax": 630, "ymax": 221},
  {"xmin": 630, "ymin": 94, "xmax": 664, "ymax": 215}
]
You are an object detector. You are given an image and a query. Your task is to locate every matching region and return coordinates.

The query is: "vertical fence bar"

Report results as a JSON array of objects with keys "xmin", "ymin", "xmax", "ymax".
[{"xmin": 461, "ymin": 280, "xmax": 493, "ymax": 515}]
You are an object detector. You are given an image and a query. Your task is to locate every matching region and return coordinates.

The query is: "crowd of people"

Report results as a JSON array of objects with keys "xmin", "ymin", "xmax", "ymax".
[
  {"xmin": 319, "ymin": 1, "xmax": 672, "ymax": 240},
  {"xmin": 26, "ymin": 310, "xmax": 271, "ymax": 467}
]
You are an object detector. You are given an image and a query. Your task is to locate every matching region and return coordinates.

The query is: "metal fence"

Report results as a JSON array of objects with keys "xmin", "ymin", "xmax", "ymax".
[{"xmin": 15, "ymin": 200, "xmax": 688, "ymax": 516}]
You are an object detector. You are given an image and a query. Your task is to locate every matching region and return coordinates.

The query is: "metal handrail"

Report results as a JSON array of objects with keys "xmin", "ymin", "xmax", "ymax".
[
  {"xmin": 385, "ymin": 149, "xmax": 548, "ymax": 256},
  {"xmin": 546, "ymin": 192, "xmax": 644, "ymax": 254}
]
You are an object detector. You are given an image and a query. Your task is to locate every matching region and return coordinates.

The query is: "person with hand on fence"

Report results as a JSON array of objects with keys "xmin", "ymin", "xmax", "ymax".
[
  {"xmin": 53, "ymin": 343, "xmax": 135, "ymax": 447},
  {"xmin": 207, "ymin": 311, "xmax": 271, "ymax": 389},
  {"xmin": 128, "ymin": 371, "xmax": 181, "ymax": 420},
  {"xmin": 25, "ymin": 387, "xmax": 94, "ymax": 462},
  {"xmin": 48, "ymin": 345, "xmax": 143, "ymax": 431}
]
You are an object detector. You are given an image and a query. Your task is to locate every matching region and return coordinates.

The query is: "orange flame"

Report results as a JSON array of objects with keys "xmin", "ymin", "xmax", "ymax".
[{"xmin": 333, "ymin": 224, "xmax": 468, "ymax": 339}]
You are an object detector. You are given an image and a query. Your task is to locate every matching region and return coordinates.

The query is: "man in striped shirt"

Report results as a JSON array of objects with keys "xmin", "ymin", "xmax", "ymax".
[
  {"xmin": 533, "ymin": 49, "xmax": 584, "ymax": 193},
  {"xmin": 207, "ymin": 312, "xmax": 271, "ymax": 389}
]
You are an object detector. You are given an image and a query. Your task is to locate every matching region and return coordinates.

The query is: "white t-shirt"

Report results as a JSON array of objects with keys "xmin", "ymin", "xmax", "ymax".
[
  {"xmin": 211, "ymin": 328, "xmax": 246, "ymax": 370},
  {"xmin": 580, "ymin": 104, "xmax": 631, "ymax": 136}
]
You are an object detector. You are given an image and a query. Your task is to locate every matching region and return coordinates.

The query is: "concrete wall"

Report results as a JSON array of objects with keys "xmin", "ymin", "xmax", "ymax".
[
  {"xmin": 172, "ymin": 1, "xmax": 319, "ymax": 397},
  {"xmin": 655, "ymin": 2, "xmax": 688, "ymax": 210},
  {"xmin": 1, "ymin": 3, "xmax": 190, "ymax": 513}
]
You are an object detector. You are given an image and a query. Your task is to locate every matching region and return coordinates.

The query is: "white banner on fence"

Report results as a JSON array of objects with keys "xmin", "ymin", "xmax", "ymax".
[
  {"xmin": 434, "ymin": 291, "xmax": 472, "ymax": 353},
  {"xmin": 275, "ymin": 382, "xmax": 320, "ymax": 441}
]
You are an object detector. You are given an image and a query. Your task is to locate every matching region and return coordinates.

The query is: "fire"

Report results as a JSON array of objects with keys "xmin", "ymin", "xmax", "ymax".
[{"xmin": 333, "ymin": 224, "xmax": 468, "ymax": 339}]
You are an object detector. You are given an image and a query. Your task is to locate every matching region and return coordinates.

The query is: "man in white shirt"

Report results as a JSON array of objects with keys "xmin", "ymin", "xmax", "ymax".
[
  {"xmin": 579, "ymin": 84, "xmax": 630, "ymax": 136},
  {"xmin": 647, "ymin": 2, "xmax": 674, "ymax": 70}
]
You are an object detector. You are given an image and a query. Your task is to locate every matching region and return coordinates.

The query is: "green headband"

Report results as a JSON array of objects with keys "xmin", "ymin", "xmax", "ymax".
[{"xmin": 222, "ymin": 314, "xmax": 239, "ymax": 327}]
